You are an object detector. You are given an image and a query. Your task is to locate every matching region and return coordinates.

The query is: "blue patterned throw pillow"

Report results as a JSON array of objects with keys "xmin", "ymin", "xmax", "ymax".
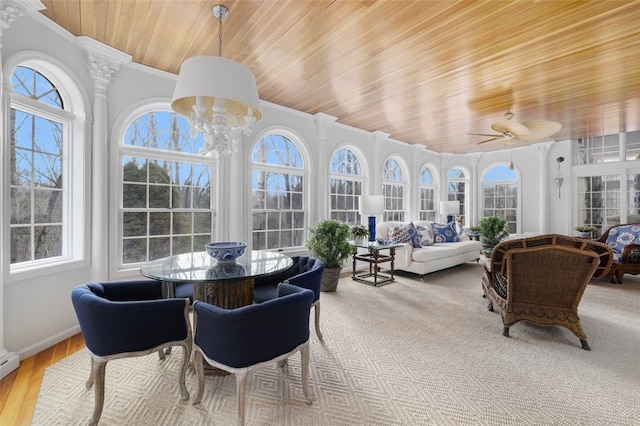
[
  {"xmin": 417, "ymin": 225, "xmax": 435, "ymax": 246},
  {"xmin": 389, "ymin": 226, "xmax": 411, "ymax": 244},
  {"xmin": 605, "ymin": 224, "xmax": 640, "ymax": 262},
  {"xmin": 431, "ymin": 221, "xmax": 460, "ymax": 243},
  {"xmin": 401, "ymin": 222, "xmax": 422, "ymax": 248}
]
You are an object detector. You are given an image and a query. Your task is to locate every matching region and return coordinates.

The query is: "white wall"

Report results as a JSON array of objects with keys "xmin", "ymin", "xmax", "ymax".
[{"xmin": 1, "ymin": 10, "xmax": 568, "ymax": 359}]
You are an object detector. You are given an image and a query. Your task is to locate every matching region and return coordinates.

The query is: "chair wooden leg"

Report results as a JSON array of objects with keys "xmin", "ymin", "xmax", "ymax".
[
  {"xmin": 313, "ymin": 302, "xmax": 323, "ymax": 341},
  {"xmin": 192, "ymin": 350, "xmax": 205, "ymax": 405},
  {"xmin": 178, "ymin": 343, "xmax": 191, "ymax": 401},
  {"xmin": 158, "ymin": 348, "xmax": 166, "ymax": 360},
  {"xmin": 86, "ymin": 357, "xmax": 95, "ymax": 389},
  {"xmin": 235, "ymin": 371, "xmax": 248, "ymax": 426},
  {"xmin": 502, "ymin": 326, "xmax": 510, "ymax": 337},
  {"xmin": 580, "ymin": 339, "xmax": 591, "ymax": 351},
  {"xmin": 89, "ymin": 359, "xmax": 107, "ymax": 426},
  {"xmin": 300, "ymin": 343, "xmax": 313, "ymax": 404}
]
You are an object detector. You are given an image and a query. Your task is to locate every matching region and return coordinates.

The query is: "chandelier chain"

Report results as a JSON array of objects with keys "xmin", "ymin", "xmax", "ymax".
[{"xmin": 218, "ymin": 12, "xmax": 223, "ymax": 57}]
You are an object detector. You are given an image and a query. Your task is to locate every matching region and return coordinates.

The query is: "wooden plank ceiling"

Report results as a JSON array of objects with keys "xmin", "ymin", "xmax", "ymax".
[{"xmin": 39, "ymin": 0, "xmax": 640, "ymax": 154}]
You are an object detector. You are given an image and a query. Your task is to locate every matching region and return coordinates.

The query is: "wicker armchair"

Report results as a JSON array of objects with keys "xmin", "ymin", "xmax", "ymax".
[
  {"xmin": 482, "ymin": 234, "xmax": 613, "ymax": 350},
  {"xmin": 596, "ymin": 223, "xmax": 640, "ymax": 283}
]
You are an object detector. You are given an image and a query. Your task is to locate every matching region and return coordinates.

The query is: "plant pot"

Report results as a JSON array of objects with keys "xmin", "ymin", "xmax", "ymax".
[
  {"xmin": 481, "ymin": 243, "xmax": 495, "ymax": 258},
  {"xmin": 320, "ymin": 267, "xmax": 341, "ymax": 292},
  {"xmin": 578, "ymin": 232, "xmax": 590, "ymax": 238},
  {"xmin": 353, "ymin": 236, "xmax": 366, "ymax": 246}
]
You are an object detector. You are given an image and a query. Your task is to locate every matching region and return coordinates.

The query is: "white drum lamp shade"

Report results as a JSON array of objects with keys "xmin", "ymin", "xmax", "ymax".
[
  {"xmin": 440, "ymin": 200, "xmax": 460, "ymax": 224},
  {"xmin": 171, "ymin": 56, "xmax": 262, "ymax": 124}
]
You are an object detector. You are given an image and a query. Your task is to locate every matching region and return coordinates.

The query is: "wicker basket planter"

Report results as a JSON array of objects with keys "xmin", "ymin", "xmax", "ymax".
[{"xmin": 320, "ymin": 267, "xmax": 341, "ymax": 292}]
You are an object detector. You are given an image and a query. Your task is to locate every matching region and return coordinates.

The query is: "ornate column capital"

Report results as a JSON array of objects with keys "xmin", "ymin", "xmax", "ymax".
[
  {"xmin": 532, "ymin": 141, "xmax": 554, "ymax": 160},
  {"xmin": 467, "ymin": 151, "xmax": 483, "ymax": 168},
  {"xmin": 313, "ymin": 112, "xmax": 337, "ymax": 141},
  {"xmin": 0, "ymin": 0, "xmax": 44, "ymax": 47},
  {"xmin": 77, "ymin": 36, "xmax": 131, "ymax": 97},
  {"xmin": 372, "ymin": 130, "xmax": 389, "ymax": 155}
]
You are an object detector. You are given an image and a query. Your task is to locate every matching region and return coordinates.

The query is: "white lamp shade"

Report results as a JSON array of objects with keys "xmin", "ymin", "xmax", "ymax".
[
  {"xmin": 359, "ymin": 195, "xmax": 385, "ymax": 216},
  {"xmin": 171, "ymin": 56, "xmax": 262, "ymax": 123},
  {"xmin": 440, "ymin": 200, "xmax": 460, "ymax": 215}
]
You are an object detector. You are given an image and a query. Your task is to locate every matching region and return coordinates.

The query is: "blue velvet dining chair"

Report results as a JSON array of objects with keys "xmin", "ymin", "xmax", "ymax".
[
  {"xmin": 253, "ymin": 255, "xmax": 325, "ymax": 340},
  {"xmin": 71, "ymin": 280, "xmax": 192, "ymax": 425},
  {"xmin": 192, "ymin": 282, "xmax": 314, "ymax": 426}
]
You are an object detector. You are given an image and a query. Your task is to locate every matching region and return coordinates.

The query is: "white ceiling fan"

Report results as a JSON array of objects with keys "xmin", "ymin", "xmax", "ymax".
[{"xmin": 470, "ymin": 109, "xmax": 563, "ymax": 146}]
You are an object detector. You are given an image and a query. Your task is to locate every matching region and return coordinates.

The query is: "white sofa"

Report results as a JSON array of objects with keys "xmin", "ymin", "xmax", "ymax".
[{"xmin": 375, "ymin": 221, "xmax": 482, "ymax": 279}]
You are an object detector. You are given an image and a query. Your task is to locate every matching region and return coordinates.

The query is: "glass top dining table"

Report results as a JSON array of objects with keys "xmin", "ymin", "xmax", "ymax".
[{"xmin": 140, "ymin": 250, "xmax": 293, "ymax": 309}]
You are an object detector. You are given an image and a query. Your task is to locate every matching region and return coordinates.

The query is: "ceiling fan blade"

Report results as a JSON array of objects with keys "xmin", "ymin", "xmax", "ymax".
[
  {"xmin": 477, "ymin": 137, "xmax": 501, "ymax": 145},
  {"xmin": 468, "ymin": 133, "xmax": 502, "ymax": 137},
  {"xmin": 519, "ymin": 120, "xmax": 563, "ymax": 140},
  {"xmin": 491, "ymin": 120, "xmax": 531, "ymax": 137}
]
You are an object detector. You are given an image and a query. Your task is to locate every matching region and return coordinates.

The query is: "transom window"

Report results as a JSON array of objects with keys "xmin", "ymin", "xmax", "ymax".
[
  {"xmin": 382, "ymin": 158, "xmax": 406, "ymax": 222},
  {"xmin": 330, "ymin": 148, "xmax": 363, "ymax": 225},
  {"xmin": 483, "ymin": 165, "xmax": 518, "ymax": 233},
  {"xmin": 251, "ymin": 134, "xmax": 305, "ymax": 250},
  {"xmin": 419, "ymin": 164, "xmax": 437, "ymax": 221},
  {"xmin": 120, "ymin": 111, "xmax": 212, "ymax": 267}
]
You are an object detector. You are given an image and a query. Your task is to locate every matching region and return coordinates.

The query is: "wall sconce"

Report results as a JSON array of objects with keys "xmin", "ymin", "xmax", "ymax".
[{"xmin": 555, "ymin": 156, "xmax": 565, "ymax": 198}]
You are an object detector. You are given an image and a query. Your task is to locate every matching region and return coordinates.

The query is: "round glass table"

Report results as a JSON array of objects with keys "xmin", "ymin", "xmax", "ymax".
[{"xmin": 141, "ymin": 250, "xmax": 293, "ymax": 308}]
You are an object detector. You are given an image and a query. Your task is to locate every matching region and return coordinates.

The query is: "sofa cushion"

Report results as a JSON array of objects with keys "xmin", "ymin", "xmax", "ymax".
[
  {"xmin": 389, "ymin": 226, "xmax": 411, "ymax": 244},
  {"xmin": 411, "ymin": 244, "xmax": 458, "ymax": 262},
  {"xmin": 402, "ymin": 222, "xmax": 422, "ymax": 248},
  {"xmin": 431, "ymin": 222, "xmax": 460, "ymax": 243}
]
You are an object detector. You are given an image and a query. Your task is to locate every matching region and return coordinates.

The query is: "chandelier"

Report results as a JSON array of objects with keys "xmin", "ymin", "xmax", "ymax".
[{"xmin": 171, "ymin": 4, "xmax": 262, "ymax": 159}]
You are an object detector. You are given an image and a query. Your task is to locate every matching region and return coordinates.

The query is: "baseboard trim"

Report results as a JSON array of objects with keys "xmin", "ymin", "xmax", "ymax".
[
  {"xmin": 17, "ymin": 325, "xmax": 81, "ymax": 361},
  {"xmin": 0, "ymin": 352, "xmax": 20, "ymax": 379}
]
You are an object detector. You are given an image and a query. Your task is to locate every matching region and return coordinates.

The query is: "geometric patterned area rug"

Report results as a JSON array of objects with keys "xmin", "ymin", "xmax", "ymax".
[{"xmin": 33, "ymin": 263, "xmax": 640, "ymax": 425}]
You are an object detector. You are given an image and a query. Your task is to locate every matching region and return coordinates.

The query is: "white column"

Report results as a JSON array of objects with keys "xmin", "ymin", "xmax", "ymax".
[
  {"xmin": 77, "ymin": 37, "xmax": 130, "ymax": 281},
  {"xmin": 0, "ymin": 0, "xmax": 45, "ymax": 380},
  {"xmin": 533, "ymin": 142, "xmax": 554, "ymax": 233},
  {"xmin": 467, "ymin": 152, "xmax": 483, "ymax": 227},
  {"xmin": 371, "ymin": 131, "xmax": 388, "ymax": 194},
  {"xmin": 313, "ymin": 113, "xmax": 337, "ymax": 221},
  {"xmin": 411, "ymin": 144, "xmax": 424, "ymax": 220}
]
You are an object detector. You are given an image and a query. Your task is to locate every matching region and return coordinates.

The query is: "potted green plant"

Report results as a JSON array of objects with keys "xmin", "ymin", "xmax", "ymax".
[
  {"xmin": 307, "ymin": 219, "xmax": 354, "ymax": 292},
  {"xmin": 575, "ymin": 224, "xmax": 597, "ymax": 238},
  {"xmin": 350, "ymin": 224, "xmax": 369, "ymax": 245},
  {"xmin": 478, "ymin": 216, "xmax": 509, "ymax": 257}
]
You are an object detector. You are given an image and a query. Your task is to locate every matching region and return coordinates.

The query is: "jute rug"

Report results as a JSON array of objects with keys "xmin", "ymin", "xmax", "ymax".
[{"xmin": 33, "ymin": 263, "xmax": 640, "ymax": 425}]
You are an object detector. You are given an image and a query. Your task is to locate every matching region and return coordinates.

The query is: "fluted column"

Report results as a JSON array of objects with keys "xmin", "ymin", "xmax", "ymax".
[
  {"xmin": 533, "ymin": 142, "xmax": 554, "ymax": 233},
  {"xmin": 77, "ymin": 37, "xmax": 130, "ymax": 281},
  {"xmin": 0, "ymin": 0, "xmax": 45, "ymax": 380},
  {"xmin": 411, "ymin": 144, "xmax": 424, "ymax": 219},
  {"xmin": 313, "ymin": 113, "xmax": 337, "ymax": 221},
  {"xmin": 371, "ymin": 131, "xmax": 388, "ymax": 194},
  {"xmin": 467, "ymin": 152, "xmax": 483, "ymax": 226}
]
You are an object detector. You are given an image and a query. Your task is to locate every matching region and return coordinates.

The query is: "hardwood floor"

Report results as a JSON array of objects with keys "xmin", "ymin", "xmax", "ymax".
[{"xmin": 0, "ymin": 333, "xmax": 85, "ymax": 426}]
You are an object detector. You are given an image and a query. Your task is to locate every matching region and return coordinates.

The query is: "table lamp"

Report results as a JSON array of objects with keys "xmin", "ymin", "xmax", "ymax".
[
  {"xmin": 359, "ymin": 195, "xmax": 385, "ymax": 243},
  {"xmin": 440, "ymin": 200, "xmax": 460, "ymax": 224}
]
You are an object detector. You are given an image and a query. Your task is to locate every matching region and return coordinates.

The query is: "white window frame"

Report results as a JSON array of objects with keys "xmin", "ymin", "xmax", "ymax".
[
  {"xmin": 251, "ymin": 131, "xmax": 308, "ymax": 251},
  {"xmin": 419, "ymin": 162, "xmax": 438, "ymax": 221},
  {"xmin": 110, "ymin": 102, "xmax": 215, "ymax": 275},
  {"xmin": 329, "ymin": 146, "xmax": 364, "ymax": 225},
  {"xmin": 481, "ymin": 163, "xmax": 520, "ymax": 234},
  {"xmin": 3, "ymin": 57, "xmax": 87, "ymax": 281},
  {"xmin": 382, "ymin": 157, "xmax": 408, "ymax": 222}
]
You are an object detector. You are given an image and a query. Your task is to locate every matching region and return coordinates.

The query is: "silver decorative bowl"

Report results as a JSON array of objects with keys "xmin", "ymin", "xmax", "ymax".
[{"xmin": 205, "ymin": 241, "xmax": 247, "ymax": 263}]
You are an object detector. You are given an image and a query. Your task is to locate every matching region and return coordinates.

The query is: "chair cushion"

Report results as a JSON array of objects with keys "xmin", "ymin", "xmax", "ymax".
[{"xmin": 431, "ymin": 221, "xmax": 460, "ymax": 243}]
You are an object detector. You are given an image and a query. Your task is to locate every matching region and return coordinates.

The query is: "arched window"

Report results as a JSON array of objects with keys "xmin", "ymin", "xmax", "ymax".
[
  {"xmin": 8, "ymin": 63, "xmax": 85, "ymax": 270},
  {"xmin": 251, "ymin": 133, "xmax": 305, "ymax": 250},
  {"xmin": 382, "ymin": 158, "xmax": 406, "ymax": 222},
  {"xmin": 419, "ymin": 163, "xmax": 437, "ymax": 221},
  {"xmin": 330, "ymin": 148, "xmax": 363, "ymax": 225},
  {"xmin": 119, "ymin": 110, "xmax": 212, "ymax": 267},
  {"xmin": 446, "ymin": 167, "xmax": 468, "ymax": 226},
  {"xmin": 483, "ymin": 164, "xmax": 518, "ymax": 233}
]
